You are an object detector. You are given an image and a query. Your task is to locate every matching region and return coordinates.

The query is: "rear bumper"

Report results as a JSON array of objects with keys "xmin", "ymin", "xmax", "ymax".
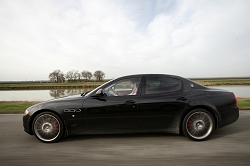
[{"xmin": 219, "ymin": 105, "xmax": 239, "ymax": 128}]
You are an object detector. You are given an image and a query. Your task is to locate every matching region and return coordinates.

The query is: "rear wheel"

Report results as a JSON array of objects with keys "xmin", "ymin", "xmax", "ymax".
[
  {"xmin": 182, "ymin": 109, "xmax": 215, "ymax": 141},
  {"xmin": 32, "ymin": 112, "xmax": 64, "ymax": 143}
]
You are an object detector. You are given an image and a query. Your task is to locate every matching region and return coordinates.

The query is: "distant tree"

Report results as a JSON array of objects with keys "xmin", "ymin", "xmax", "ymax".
[
  {"xmin": 65, "ymin": 70, "xmax": 81, "ymax": 82},
  {"xmin": 86, "ymin": 72, "xmax": 92, "ymax": 80},
  {"xmin": 49, "ymin": 70, "xmax": 65, "ymax": 83},
  {"xmin": 58, "ymin": 72, "xmax": 65, "ymax": 83},
  {"xmin": 65, "ymin": 70, "xmax": 74, "ymax": 81},
  {"xmin": 93, "ymin": 70, "xmax": 105, "ymax": 81},
  {"xmin": 73, "ymin": 70, "xmax": 80, "ymax": 80},
  {"xmin": 81, "ymin": 70, "xmax": 92, "ymax": 81}
]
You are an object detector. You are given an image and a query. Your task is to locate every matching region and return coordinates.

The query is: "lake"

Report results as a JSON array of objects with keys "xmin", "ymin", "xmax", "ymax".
[
  {"xmin": 0, "ymin": 89, "xmax": 90, "ymax": 101},
  {"xmin": 0, "ymin": 86, "xmax": 249, "ymax": 101}
]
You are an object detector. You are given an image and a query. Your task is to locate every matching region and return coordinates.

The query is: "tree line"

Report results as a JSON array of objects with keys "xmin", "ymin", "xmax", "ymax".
[{"xmin": 49, "ymin": 70, "xmax": 105, "ymax": 83}]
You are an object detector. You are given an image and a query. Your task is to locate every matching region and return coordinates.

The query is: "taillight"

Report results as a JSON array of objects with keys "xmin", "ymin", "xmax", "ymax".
[{"xmin": 233, "ymin": 93, "xmax": 238, "ymax": 106}]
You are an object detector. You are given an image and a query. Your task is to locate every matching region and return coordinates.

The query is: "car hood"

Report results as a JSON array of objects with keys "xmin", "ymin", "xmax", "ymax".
[
  {"xmin": 47, "ymin": 94, "xmax": 86, "ymax": 102},
  {"xmin": 26, "ymin": 94, "xmax": 86, "ymax": 115}
]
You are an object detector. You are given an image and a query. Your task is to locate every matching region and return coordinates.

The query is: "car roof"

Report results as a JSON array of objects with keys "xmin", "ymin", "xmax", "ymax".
[{"xmin": 118, "ymin": 74, "xmax": 182, "ymax": 78}]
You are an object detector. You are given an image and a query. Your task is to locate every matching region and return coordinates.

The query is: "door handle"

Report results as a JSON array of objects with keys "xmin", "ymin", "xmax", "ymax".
[
  {"xmin": 176, "ymin": 97, "xmax": 187, "ymax": 101},
  {"xmin": 124, "ymin": 100, "xmax": 136, "ymax": 105}
]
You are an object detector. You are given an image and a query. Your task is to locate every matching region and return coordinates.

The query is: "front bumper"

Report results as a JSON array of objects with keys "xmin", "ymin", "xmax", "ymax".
[{"xmin": 23, "ymin": 115, "xmax": 33, "ymax": 135}]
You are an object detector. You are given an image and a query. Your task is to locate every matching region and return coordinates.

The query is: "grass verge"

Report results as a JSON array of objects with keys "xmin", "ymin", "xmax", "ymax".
[
  {"xmin": 192, "ymin": 78, "xmax": 250, "ymax": 86},
  {"xmin": 237, "ymin": 98, "xmax": 250, "ymax": 110},
  {"xmin": 0, "ymin": 99, "xmax": 249, "ymax": 114},
  {"xmin": 0, "ymin": 78, "xmax": 249, "ymax": 90},
  {"xmin": 0, "ymin": 82, "xmax": 104, "ymax": 90},
  {"xmin": 0, "ymin": 101, "xmax": 40, "ymax": 114}
]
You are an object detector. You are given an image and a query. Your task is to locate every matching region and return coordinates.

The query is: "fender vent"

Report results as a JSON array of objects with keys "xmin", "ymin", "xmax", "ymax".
[{"xmin": 64, "ymin": 109, "xmax": 81, "ymax": 112}]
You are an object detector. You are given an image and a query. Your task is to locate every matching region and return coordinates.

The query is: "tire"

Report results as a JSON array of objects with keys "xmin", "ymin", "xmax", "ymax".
[
  {"xmin": 182, "ymin": 109, "xmax": 215, "ymax": 141},
  {"xmin": 32, "ymin": 112, "xmax": 64, "ymax": 143}
]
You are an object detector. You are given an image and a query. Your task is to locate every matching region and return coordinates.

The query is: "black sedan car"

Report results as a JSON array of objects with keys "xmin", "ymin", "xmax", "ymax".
[{"xmin": 23, "ymin": 74, "xmax": 239, "ymax": 143}]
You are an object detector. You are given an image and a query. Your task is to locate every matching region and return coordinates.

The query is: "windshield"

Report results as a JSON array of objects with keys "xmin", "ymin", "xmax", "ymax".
[{"xmin": 84, "ymin": 79, "xmax": 114, "ymax": 97}]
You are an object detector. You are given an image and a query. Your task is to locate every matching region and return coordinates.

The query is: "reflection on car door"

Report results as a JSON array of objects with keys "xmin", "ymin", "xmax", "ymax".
[
  {"xmin": 137, "ymin": 76, "xmax": 190, "ymax": 130},
  {"xmin": 82, "ymin": 95, "xmax": 139, "ymax": 131}
]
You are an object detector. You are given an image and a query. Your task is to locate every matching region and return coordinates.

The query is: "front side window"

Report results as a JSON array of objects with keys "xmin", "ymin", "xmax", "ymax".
[
  {"xmin": 103, "ymin": 77, "xmax": 141, "ymax": 96},
  {"xmin": 145, "ymin": 76, "xmax": 181, "ymax": 95}
]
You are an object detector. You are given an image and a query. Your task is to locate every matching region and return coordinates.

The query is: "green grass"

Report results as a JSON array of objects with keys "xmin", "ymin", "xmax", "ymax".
[
  {"xmin": 0, "ymin": 78, "xmax": 249, "ymax": 90},
  {"xmin": 0, "ymin": 82, "xmax": 105, "ymax": 90},
  {"xmin": 0, "ymin": 82, "xmax": 104, "ymax": 87},
  {"xmin": 237, "ymin": 98, "xmax": 250, "ymax": 110},
  {"xmin": 191, "ymin": 78, "xmax": 250, "ymax": 86},
  {"xmin": 0, "ymin": 101, "xmax": 40, "ymax": 114},
  {"xmin": 0, "ymin": 99, "xmax": 249, "ymax": 114}
]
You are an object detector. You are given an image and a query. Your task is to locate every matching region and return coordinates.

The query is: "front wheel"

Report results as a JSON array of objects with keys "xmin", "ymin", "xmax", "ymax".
[
  {"xmin": 32, "ymin": 112, "xmax": 64, "ymax": 143},
  {"xmin": 182, "ymin": 109, "xmax": 215, "ymax": 141}
]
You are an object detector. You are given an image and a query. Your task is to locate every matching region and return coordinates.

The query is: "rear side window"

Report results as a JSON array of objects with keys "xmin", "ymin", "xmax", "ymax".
[{"xmin": 145, "ymin": 76, "xmax": 181, "ymax": 94}]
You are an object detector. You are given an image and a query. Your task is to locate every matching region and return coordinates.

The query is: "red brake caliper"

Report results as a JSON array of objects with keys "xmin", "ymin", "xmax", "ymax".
[
  {"xmin": 52, "ymin": 118, "xmax": 59, "ymax": 131},
  {"xmin": 187, "ymin": 119, "xmax": 193, "ymax": 129}
]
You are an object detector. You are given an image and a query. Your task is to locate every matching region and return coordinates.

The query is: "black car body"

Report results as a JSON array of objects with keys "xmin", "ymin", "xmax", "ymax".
[{"xmin": 23, "ymin": 74, "xmax": 239, "ymax": 143}]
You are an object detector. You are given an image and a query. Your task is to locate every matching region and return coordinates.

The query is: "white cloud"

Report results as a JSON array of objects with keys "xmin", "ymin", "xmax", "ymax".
[{"xmin": 0, "ymin": 0, "xmax": 250, "ymax": 81}]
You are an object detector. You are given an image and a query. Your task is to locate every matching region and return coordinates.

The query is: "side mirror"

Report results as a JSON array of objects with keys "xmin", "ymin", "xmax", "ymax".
[{"xmin": 93, "ymin": 89, "xmax": 105, "ymax": 97}]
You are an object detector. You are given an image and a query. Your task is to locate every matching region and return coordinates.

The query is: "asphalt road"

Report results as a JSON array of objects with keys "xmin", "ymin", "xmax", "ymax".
[{"xmin": 0, "ymin": 111, "xmax": 250, "ymax": 166}]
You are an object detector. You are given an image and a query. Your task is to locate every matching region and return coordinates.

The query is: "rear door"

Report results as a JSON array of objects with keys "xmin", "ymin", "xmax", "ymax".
[{"xmin": 138, "ymin": 75, "xmax": 190, "ymax": 129}]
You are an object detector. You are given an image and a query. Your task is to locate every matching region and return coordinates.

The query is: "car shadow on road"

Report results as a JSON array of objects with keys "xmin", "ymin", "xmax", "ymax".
[
  {"xmin": 210, "ymin": 113, "xmax": 250, "ymax": 140},
  {"xmin": 61, "ymin": 132, "xmax": 185, "ymax": 143}
]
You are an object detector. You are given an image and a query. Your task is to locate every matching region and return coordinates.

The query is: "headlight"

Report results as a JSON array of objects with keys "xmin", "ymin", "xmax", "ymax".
[
  {"xmin": 24, "ymin": 109, "xmax": 29, "ymax": 115},
  {"xmin": 24, "ymin": 104, "xmax": 39, "ymax": 116}
]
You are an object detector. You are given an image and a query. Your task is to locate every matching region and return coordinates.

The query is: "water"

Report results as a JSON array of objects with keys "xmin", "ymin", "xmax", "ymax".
[
  {"xmin": 0, "ymin": 89, "xmax": 90, "ymax": 101},
  {"xmin": 0, "ymin": 86, "xmax": 249, "ymax": 101},
  {"xmin": 209, "ymin": 85, "xmax": 250, "ymax": 98}
]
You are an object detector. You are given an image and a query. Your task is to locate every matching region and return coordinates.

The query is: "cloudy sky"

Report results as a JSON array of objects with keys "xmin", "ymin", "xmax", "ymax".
[{"xmin": 0, "ymin": 0, "xmax": 249, "ymax": 81}]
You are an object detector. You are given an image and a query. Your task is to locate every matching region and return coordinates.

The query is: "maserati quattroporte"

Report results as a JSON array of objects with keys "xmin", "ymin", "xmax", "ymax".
[{"xmin": 23, "ymin": 74, "xmax": 239, "ymax": 143}]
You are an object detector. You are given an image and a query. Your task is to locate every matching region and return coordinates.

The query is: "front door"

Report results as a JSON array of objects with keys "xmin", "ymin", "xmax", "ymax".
[{"xmin": 82, "ymin": 76, "xmax": 142, "ymax": 131}]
